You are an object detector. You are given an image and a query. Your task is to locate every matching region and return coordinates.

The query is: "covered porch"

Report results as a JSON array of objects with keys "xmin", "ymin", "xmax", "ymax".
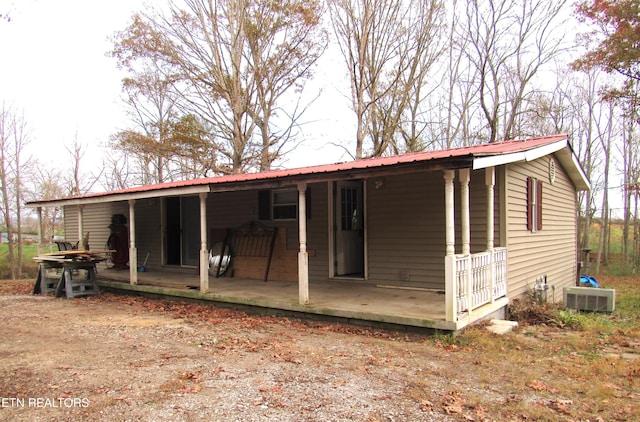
[
  {"xmin": 30, "ymin": 146, "xmax": 523, "ymax": 331},
  {"xmin": 90, "ymin": 165, "xmax": 507, "ymax": 332},
  {"xmin": 97, "ymin": 267, "xmax": 452, "ymax": 329}
]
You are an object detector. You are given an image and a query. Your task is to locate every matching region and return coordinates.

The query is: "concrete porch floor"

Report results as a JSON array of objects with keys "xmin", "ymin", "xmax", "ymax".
[{"xmin": 96, "ymin": 267, "xmax": 453, "ymax": 330}]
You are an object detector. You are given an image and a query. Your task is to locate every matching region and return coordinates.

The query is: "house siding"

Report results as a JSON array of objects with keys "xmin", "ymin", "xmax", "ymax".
[
  {"xmin": 63, "ymin": 203, "xmax": 114, "ymax": 251},
  {"xmin": 506, "ymin": 155, "xmax": 578, "ymax": 298},
  {"xmin": 367, "ymin": 172, "xmax": 446, "ymax": 290},
  {"xmin": 132, "ymin": 199, "xmax": 162, "ymax": 267},
  {"xmin": 306, "ymin": 183, "xmax": 329, "ymax": 282}
]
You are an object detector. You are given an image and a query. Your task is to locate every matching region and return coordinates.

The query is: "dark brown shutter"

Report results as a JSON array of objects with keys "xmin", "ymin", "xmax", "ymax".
[
  {"xmin": 526, "ymin": 177, "xmax": 534, "ymax": 231},
  {"xmin": 258, "ymin": 190, "xmax": 271, "ymax": 220},
  {"xmin": 305, "ymin": 187, "xmax": 312, "ymax": 219},
  {"xmin": 536, "ymin": 180, "xmax": 543, "ymax": 230}
]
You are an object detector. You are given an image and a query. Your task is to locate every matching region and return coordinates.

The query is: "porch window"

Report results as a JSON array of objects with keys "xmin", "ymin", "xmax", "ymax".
[
  {"xmin": 527, "ymin": 177, "xmax": 543, "ymax": 232},
  {"xmin": 258, "ymin": 188, "xmax": 311, "ymax": 220},
  {"xmin": 272, "ymin": 189, "xmax": 297, "ymax": 220}
]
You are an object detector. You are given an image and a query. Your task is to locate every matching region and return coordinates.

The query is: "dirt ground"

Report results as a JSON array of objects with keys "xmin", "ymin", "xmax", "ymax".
[{"xmin": 0, "ymin": 279, "xmax": 638, "ymax": 421}]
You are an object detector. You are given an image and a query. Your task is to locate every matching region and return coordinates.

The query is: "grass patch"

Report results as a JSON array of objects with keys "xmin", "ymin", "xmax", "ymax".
[
  {"xmin": 440, "ymin": 275, "xmax": 640, "ymax": 420},
  {"xmin": 0, "ymin": 243, "xmax": 40, "ymax": 278}
]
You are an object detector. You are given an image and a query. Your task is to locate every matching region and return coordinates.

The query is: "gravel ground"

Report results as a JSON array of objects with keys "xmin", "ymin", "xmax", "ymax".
[
  {"xmin": 1, "ymin": 283, "xmax": 638, "ymax": 421},
  {"xmin": 0, "ymin": 293, "xmax": 458, "ymax": 421}
]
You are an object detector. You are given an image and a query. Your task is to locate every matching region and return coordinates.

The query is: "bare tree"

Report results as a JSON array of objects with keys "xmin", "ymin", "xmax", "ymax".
[
  {"xmin": 328, "ymin": 0, "xmax": 445, "ymax": 158},
  {"xmin": 0, "ymin": 103, "xmax": 32, "ymax": 279},
  {"xmin": 463, "ymin": 0, "xmax": 570, "ymax": 143},
  {"xmin": 24, "ymin": 166, "xmax": 67, "ymax": 249},
  {"xmin": 64, "ymin": 136, "xmax": 101, "ymax": 197},
  {"xmin": 427, "ymin": 0, "xmax": 480, "ymax": 149},
  {"xmin": 107, "ymin": 68, "xmax": 181, "ymax": 184},
  {"xmin": 244, "ymin": 0, "xmax": 328, "ymax": 170},
  {"xmin": 112, "ymin": 0, "xmax": 325, "ymax": 175},
  {"xmin": 0, "ymin": 103, "xmax": 16, "ymax": 278}
]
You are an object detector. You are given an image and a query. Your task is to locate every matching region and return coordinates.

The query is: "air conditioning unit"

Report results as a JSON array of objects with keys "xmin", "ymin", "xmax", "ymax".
[{"xmin": 563, "ymin": 287, "xmax": 615, "ymax": 312}]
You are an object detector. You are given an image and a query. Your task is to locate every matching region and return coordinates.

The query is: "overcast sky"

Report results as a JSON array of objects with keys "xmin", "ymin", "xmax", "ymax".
[
  {"xmin": 1, "ymin": 0, "xmax": 148, "ymax": 166},
  {"xmin": 0, "ymin": 0, "xmax": 350, "ymax": 179}
]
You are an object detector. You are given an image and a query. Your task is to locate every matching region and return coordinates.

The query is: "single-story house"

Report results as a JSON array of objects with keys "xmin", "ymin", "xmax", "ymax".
[{"xmin": 27, "ymin": 134, "xmax": 589, "ymax": 331}]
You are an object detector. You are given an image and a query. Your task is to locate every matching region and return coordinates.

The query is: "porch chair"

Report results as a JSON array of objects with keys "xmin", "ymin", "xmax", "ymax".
[{"xmin": 55, "ymin": 241, "xmax": 78, "ymax": 251}]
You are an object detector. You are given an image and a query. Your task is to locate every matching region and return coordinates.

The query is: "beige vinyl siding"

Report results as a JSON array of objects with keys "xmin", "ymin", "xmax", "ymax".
[
  {"xmin": 506, "ymin": 155, "xmax": 578, "ymax": 298},
  {"xmin": 63, "ymin": 206, "xmax": 78, "ymax": 243},
  {"xmin": 132, "ymin": 199, "xmax": 162, "ymax": 267},
  {"xmin": 63, "ymin": 203, "xmax": 114, "ymax": 250},
  {"xmin": 306, "ymin": 182, "xmax": 329, "ymax": 282},
  {"xmin": 207, "ymin": 190, "xmax": 261, "ymax": 232},
  {"xmin": 367, "ymin": 172, "xmax": 446, "ymax": 290}
]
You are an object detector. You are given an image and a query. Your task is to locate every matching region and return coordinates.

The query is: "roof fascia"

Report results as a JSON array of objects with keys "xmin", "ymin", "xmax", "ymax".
[
  {"xmin": 27, "ymin": 156, "xmax": 475, "ymax": 207},
  {"xmin": 472, "ymin": 138, "xmax": 590, "ymax": 191},
  {"xmin": 208, "ymin": 158, "xmax": 474, "ymax": 192},
  {"xmin": 26, "ymin": 185, "xmax": 210, "ymax": 208},
  {"xmin": 472, "ymin": 151, "xmax": 526, "ymax": 170},
  {"xmin": 554, "ymin": 147, "xmax": 591, "ymax": 191},
  {"xmin": 472, "ymin": 139, "xmax": 568, "ymax": 170}
]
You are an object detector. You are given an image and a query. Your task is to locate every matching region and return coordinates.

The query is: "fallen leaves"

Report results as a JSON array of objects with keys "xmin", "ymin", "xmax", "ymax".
[
  {"xmin": 527, "ymin": 379, "xmax": 559, "ymax": 393},
  {"xmin": 548, "ymin": 398, "xmax": 573, "ymax": 415}
]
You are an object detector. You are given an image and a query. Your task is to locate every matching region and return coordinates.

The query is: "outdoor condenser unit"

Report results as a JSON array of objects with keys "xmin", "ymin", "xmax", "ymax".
[{"xmin": 563, "ymin": 286, "xmax": 616, "ymax": 312}]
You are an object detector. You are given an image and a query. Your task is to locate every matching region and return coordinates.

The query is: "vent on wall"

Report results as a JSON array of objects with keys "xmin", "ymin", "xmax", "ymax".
[{"xmin": 563, "ymin": 287, "xmax": 616, "ymax": 312}]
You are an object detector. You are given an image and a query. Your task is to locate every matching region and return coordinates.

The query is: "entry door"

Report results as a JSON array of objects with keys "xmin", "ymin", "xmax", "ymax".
[
  {"xmin": 335, "ymin": 181, "xmax": 365, "ymax": 276},
  {"xmin": 165, "ymin": 196, "xmax": 199, "ymax": 267}
]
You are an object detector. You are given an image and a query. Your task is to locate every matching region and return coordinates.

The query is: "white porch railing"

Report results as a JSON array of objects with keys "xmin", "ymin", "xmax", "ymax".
[{"xmin": 445, "ymin": 247, "xmax": 507, "ymax": 322}]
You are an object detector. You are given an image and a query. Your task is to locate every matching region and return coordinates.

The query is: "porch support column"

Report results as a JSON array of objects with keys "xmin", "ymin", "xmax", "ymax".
[
  {"xmin": 199, "ymin": 193, "xmax": 209, "ymax": 293},
  {"xmin": 459, "ymin": 168, "xmax": 473, "ymax": 316},
  {"xmin": 444, "ymin": 170, "xmax": 456, "ymax": 256},
  {"xmin": 36, "ymin": 207, "xmax": 43, "ymax": 255},
  {"xmin": 485, "ymin": 167, "xmax": 495, "ymax": 249},
  {"xmin": 443, "ymin": 170, "xmax": 456, "ymax": 322},
  {"xmin": 128, "ymin": 199, "xmax": 138, "ymax": 285},
  {"xmin": 459, "ymin": 169, "xmax": 471, "ymax": 255},
  {"xmin": 486, "ymin": 167, "xmax": 496, "ymax": 303},
  {"xmin": 297, "ymin": 183, "xmax": 309, "ymax": 305},
  {"xmin": 77, "ymin": 205, "xmax": 84, "ymax": 249}
]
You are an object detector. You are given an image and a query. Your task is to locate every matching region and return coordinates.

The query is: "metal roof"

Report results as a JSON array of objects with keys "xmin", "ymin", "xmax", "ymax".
[{"xmin": 27, "ymin": 134, "xmax": 588, "ymax": 207}]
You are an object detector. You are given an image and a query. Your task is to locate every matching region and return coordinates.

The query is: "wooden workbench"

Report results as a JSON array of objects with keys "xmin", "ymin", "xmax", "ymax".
[{"xmin": 33, "ymin": 250, "xmax": 113, "ymax": 299}]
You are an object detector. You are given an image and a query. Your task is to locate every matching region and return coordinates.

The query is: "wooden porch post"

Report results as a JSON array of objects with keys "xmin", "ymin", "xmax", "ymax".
[
  {"xmin": 459, "ymin": 169, "xmax": 472, "ymax": 315},
  {"xmin": 77, "ymin": 205, "xmax": 84, "ymax": 248},
  {"xmin": 459, "ymin": 169, "xmax": 471, "ymax": 255},
  {"xmin": 486, "ymin": 167, "xmax": 496, "ymax": 302},
  {"xmin": 129, "ymin": 199, "xmax": 138, "ymax": 285},
  {"xmin": 36, "ymin": 207, "xmax": 43, "ymax": 255},
  {"xmin": 444, "ymin": 170, "xmax": 456, "ymax": 256},
  {"xmin": 486, "ymin": 167, "xmax": 495, "ymax": 249},
  {"xmin": 298, "ymin": 183, "xmax": 309, "ymax": 305},
  {"xmin": 199, "ymin": 193, "xmax": 209, "ymax": 293},
  {"xmin": 443, "ymin": 170, "xmax": 457, "ymax": 322}
]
